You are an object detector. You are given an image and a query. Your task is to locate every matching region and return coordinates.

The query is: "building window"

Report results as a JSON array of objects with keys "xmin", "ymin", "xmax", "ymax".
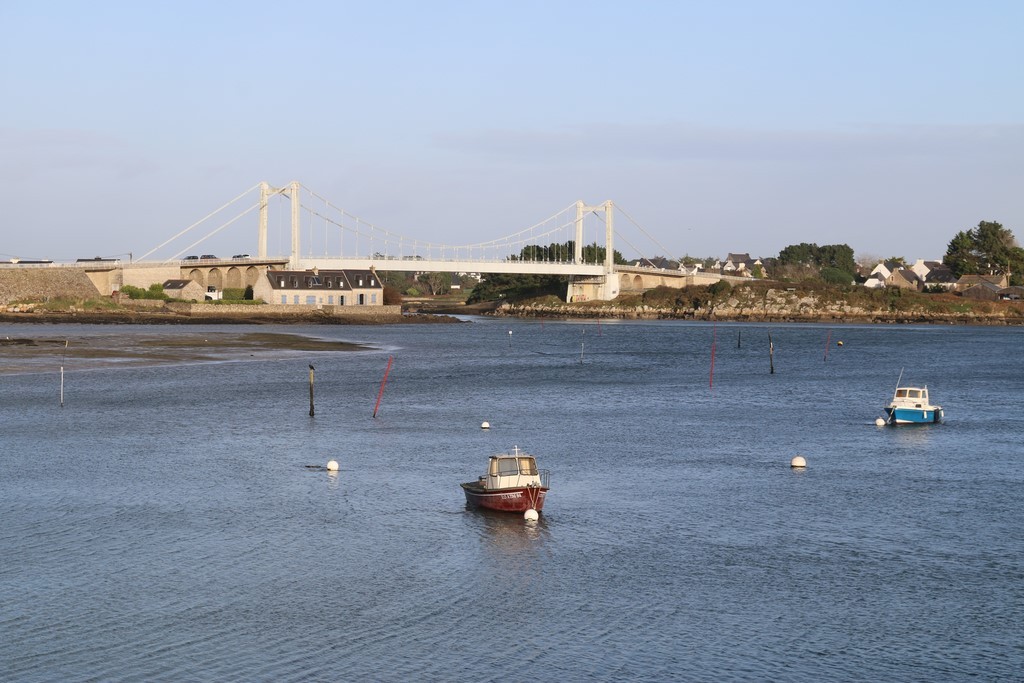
[
  {"xmin": 327, "ymin": 295, "xmax": 334, "ymax": 305},
  {"xmin": 306, "ymin": 295, "xmax": 316, "ymax": 305},
  {"xmin": 371, "ymin": 293, "xmax": 377, "ymax": 304},
  {"xmin": 280, "ymin": 295, "xmax": 287, "ymax": 304},
  {"xmin": 290, "ymin": 277, "xmax": 297, "ymax": 287},
  {"xmin": 339, "ymin": 295, "xmax": 345, "ymax": 306},
  {"xmin": 326, "ymin": 280, "xmax": 332, "ymax": 288},
  {"xmin": 293, "ymin": 295, "xmax": 299, "ymax": 304},
  {"xmin": 278, "ymin": 277, "xmax": 285, "ymax": 287}
]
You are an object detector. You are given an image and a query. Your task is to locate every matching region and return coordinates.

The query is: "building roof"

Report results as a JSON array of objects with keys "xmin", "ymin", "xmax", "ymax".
[
  {"xmin": 162, "ymin": 279, "xmax": 196, "ymax": 290},
  {"xmin": 634, "ymin": 257, "xmax": 680, "ymax": 270},
  {"xmin": 922, "ymin": 264, "xmax": 956, "ymax": 283},
  {"xmin": 956, "ymin": 273, "xmax": 1008, "ymax": 288},
  {"xmin": 263, "ymin": 269, "xmax": 382, "ymax": 291}
]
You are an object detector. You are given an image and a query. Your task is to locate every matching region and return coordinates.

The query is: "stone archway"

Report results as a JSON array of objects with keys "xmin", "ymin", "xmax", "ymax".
[
  {"xmin": 225, "ymin": 267, "xmax": 243, "ymax": 289},
  {"xmin": 633, "ymin": 274, "xmax": 644, "ymax": 290},
  {"xmin": 244, "ymin": 266, "xmax": 262, "ymax": 287},
  {"xmin": 187, "ymin": 268, "xmax": 205, "ymax": 288},
  {"xmin": 207, "ymin": 268, "xmax": 223, "ymax": 289}
]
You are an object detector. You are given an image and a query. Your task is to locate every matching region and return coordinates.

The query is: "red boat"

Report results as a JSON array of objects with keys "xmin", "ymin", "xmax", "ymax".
[{"xmin": 461, "ymin": 447, "xmax": 550, "ymax": 513}]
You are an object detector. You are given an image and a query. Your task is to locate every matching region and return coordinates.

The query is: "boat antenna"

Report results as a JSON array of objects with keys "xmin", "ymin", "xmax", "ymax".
[{"xmin": 895, "ymin": 368, "xmax": 904, "ymax": 390}]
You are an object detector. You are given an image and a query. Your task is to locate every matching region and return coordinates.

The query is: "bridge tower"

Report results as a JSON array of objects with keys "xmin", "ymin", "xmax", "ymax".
[
  {"xmin": 257, "ymin": 181, "xmax": 301, "ymax": 263},
  {"xmin": 568, "ymin": 200, "xmax": 619, "ymax": 302}
]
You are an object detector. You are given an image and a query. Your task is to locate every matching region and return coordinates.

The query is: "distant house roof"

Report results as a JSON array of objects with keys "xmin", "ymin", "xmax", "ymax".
[
  {"xmin": 999, "ymin": 286, "xmax": 1024, "ymax": 300},
  {"xmin": 162, "ymin": 279, "xmax": 194, "ymax": 290},
  {"xmin": 956, "ymin": 273, "xmax": 1009, "ymax": 289},
  {"xmin": 263, "ymin": 269, "xmax": 382, "ymax": 291},
  {"xmin": 887, "ymin": 269, "xmax": 922, "ymax": 290},
  {"xmin": 961, "ymin": 281, "xmax": 1002, "ymax": 300},
  {"xmin": 922, "ymin": 264, "xmax": 956, "ymax": 284},
  {"xmin": 633, "ymin": 257, "xmax": 680, "ymax": 270}
]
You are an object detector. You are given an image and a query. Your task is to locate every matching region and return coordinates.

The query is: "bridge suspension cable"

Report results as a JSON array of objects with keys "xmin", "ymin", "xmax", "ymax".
[
  {"xmin": 138, "ymin": 184, "xmax": 261, "ymax": 262},
  {"xmin": 613, "ymin": 204, "xmax": 678, "ymax": 261}
]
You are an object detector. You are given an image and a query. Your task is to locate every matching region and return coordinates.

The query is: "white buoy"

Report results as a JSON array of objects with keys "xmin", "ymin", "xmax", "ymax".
[
  {"xmin": 524, "ymin": 508, "xmax": 539, "ymax": 522},
  {"xmin": 790, "ymin": 455, "xmax": 807, "ymax": 468},
  {"xmin": 481, "ymin": 421, "xmax": 490, "ymax": 430},
  {"xmin": 326, "ymin": 460, "xmax": 339, "ymax": 472},
  {"xmin": 875, "ymin": 417, "xmax": 887, "ymax": 427}
]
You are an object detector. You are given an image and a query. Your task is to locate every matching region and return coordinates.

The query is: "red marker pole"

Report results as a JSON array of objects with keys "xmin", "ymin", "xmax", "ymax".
[{"xmin": 373, "ymin": 355, "xmax": 393, "ymax": 418}]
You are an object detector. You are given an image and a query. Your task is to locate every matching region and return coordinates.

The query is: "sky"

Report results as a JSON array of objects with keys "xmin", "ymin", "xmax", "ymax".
[{"xmin": 1, "ymin": 0, "xmax": 1021, "ymax": 265}]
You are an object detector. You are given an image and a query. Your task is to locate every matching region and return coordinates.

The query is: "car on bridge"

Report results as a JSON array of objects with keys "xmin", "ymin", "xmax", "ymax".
[
  {"xmin": 183, "ymin": 255, "xmax": 199, "ymax": 261},
  {"xmin": 200, "ymin": 254, "xmax": 218, "ymax": 260}
]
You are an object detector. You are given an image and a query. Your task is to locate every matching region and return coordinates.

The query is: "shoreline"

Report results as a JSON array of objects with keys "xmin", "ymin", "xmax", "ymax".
[{"xmin": 0, "ymin": 309, "xmax": 463, "ymax": 325}]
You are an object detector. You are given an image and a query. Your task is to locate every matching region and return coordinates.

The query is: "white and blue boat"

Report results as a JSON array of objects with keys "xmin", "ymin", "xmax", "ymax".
[{"xmin": 885, "ymin": 384, "xmax": 943, "ymax": 424}]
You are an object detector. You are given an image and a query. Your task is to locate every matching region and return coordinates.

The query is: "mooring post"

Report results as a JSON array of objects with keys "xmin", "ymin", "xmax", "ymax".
[
  {"xmin": 60, "ymin": 340, "xmax": 68, "ymax": 407},
  {"xmin": 308, "ymin": 364, "xmax": 315, "ymax": 417},
  {"xmin": 769, "ymin": 332, "xmax": 775, "ymax": 374}
]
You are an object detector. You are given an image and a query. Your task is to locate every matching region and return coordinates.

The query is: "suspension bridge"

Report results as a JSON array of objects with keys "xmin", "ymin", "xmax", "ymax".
[{"xmin": 137, "ymin": 181, "xmax": 697, "ymax": 301}]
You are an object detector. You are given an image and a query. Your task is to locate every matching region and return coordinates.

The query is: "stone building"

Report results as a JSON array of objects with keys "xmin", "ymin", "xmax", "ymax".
[
  {"xmin": 252, "ymin": 268, "xmax": 383, "ymax": 307},
  {"xmin": 162, "ymin": 279, "xmax": 205, "ymax": 300}
]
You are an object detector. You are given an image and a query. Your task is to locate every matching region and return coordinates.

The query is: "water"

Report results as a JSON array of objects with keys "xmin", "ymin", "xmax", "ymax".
[{"xmin": 1, "ymin": 319, "xmax": 1022, "ymax": 681}]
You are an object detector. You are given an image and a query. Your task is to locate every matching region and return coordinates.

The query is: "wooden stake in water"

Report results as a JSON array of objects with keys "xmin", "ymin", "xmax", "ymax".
[
  {"xmin": 580, "ymin": 328, "xmax": 585, "ymax": 364},
  {"xmin": 308, "ymin": 364, "xmax": 315, "ymax": 417},
  {"xmin": 737, "ymin": 328, "xmax": 741, "ymax": 349},
  {"xmin": 373, "ymin": 355, "xmax": 394, "ymax": 418},
  {"xmin": 60, "ymin": 340, "xmax": 68, "ymax": 407},
  {"xmin": 768, "ymin": 332, "xmax": 775, "ymax": 374},
  {"xmin": 710, "ymin": 325, "xmax": 717, "ymax": 389},
  {"xmin": 824, "ymin": 330, "xmax": 832, "ymax": 362}
]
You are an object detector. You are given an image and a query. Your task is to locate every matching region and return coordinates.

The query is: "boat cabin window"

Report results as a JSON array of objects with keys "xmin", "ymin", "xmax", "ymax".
[
  {"xmin": 496, "ymin": 458, "xmax": 520, "ymax": 476},
  {"xmin": 518, "ymin": 457, "xmax": 537, "ymax": 475},
  {"xmin": 909, "ymin": 389, "xmax": 922, "ymax": 399},
  {"xmin": 896, "ymin": 389, "xmax": 908, "ymax": 398}
]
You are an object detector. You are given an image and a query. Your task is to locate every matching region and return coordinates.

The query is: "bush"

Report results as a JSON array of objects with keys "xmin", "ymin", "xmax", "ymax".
[
  {"xmin": 383, "ymin": 285, "xmax": 403, "ymax": 305},
  {"xmin": 820, "ymin": 267, "xmax": 854, "ymax": 285},
  {"xmin": 222, "ymin": 288, "xmax": 246, "ymax": 301},
  {"xmin": 120, "ymin": 284, "xmax": 167, "ymax": 300},
  {"xmin": 707, "ymin": 280, "xmax": 732, "ymax": 296}
]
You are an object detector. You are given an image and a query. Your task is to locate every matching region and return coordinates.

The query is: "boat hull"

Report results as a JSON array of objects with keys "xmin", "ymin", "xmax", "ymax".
[
  {"xmin": 886, "ymin": 406, "xmax": 943, "ymax": 424},
  {"xmin": 461, "ymin": 483, "xmax": 548, "ymax": 513}
]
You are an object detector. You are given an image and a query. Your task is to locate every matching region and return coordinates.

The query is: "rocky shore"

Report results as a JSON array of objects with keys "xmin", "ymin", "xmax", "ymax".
[{"xmin": 489, "ymin": 288, "xmax": 1024, "ymax": 325}]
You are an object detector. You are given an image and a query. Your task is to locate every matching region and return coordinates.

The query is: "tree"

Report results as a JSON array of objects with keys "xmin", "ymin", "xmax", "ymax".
[
  {"xmin": 774, "ymin": 242, "xmax": 855, "ymax": 283},
  {"xmin": 467, "ymin": 272, "xmax": 566, "ymax": 303},
  {"xmin": 777, "ymin": 243, "xmax": 819, "ymax": 266},
  {"xmin": 512, "ymin": 241, "xmax": 626, "ymax": 266},
  {"xmin": 818, "ymin": 244, "xmax": 856, "ymax": 276},
  {"xmin": 417, "ymin": 272, "xmax": 452, "ymax": 296},
  {"xmin": 820, "ymin": 267, "xmax": 854, "ymax": 285},
  {"xmin": 943, "ymin": 230, "xmax": 979, "ymax": 278},
  {"xmin": 943, "ymin": 220, "xmax": 1024, "ymax": 283}
]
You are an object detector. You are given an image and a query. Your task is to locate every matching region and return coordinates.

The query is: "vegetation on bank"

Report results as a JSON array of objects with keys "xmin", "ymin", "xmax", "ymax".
[{"xmin": 494, "ymin": 281, "xmax": 1024, "ymax": 323}]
